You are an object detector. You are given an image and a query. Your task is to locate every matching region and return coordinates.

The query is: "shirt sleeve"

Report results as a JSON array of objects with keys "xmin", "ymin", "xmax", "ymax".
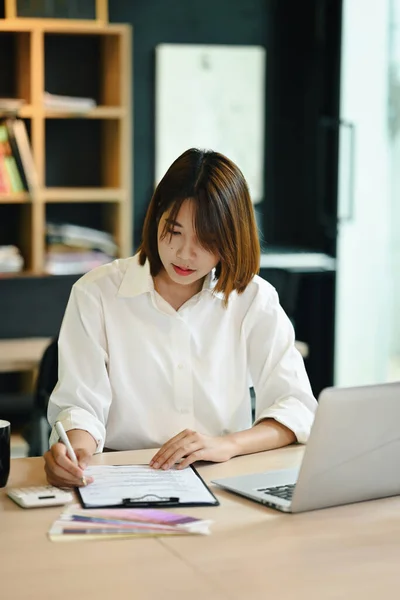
[
  {"xmin": 47, "ymin": 283, "xmax": 112, "ymax": 453},
  {"xmin": 245, "ymin": 285, "xmax": 318, "ymax": 443}
]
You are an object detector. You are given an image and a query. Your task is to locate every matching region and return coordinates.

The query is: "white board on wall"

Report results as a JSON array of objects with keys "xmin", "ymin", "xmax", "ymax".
[{"xmin": 155, "ymin": 44, "xmax": 266, "ymax": 204}]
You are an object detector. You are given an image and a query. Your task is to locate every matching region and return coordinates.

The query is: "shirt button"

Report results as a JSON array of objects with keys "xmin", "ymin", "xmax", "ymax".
[{"xmin": 177, "ymin": 363, "xmax": 184, "ymax": 370}]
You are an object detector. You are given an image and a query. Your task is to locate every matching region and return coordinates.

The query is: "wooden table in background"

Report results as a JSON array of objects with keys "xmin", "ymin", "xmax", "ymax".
[
  {"xmin": 2, "ymin": 446, "xmax": 400, "ymax": 599},
  {"xmin": 0, "ymin": 338, "xmax": 51, "ymax": 373},
  {"xmin": 0, "ymin": 336, "xmax": 308, "ymax": 368},
  {"xmin": 0, "ymin": 338, "xmax": 51, "ymax": 456}
]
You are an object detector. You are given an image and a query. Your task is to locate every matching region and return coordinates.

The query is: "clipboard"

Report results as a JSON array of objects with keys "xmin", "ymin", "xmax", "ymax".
[{"xmin": 77, "ymin": 464, "xmax": 220, "ymax": 509}]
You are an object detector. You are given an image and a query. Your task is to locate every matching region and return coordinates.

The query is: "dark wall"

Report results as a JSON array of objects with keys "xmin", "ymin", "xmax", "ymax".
[
  {"xmin": 266, "ymin": 0, "xmax": 341, "ymax": 254},
  {"xmin": 109, "ymin": 0, "xmax": 342, "ymax": 252},
  {"xmin": 109, "ymin": 0, "xmax": 270, "ymax": 246}
]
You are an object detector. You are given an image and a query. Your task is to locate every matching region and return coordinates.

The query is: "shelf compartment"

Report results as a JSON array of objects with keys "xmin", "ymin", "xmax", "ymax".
[
  {"xmin": 0, "ymin": 202, "xmax": 33, "ymax": 271},
  {"xmin": 45, "ymin": 118, "xmax": 122, "ymax": 188},
  {"xmin": 10, "ymin": 0, "xmax": 96, "ymax": 20},
  {"xmin": 0, "ymin": 30, "xmax": 31, "ymax": 103},
  {"xmin": 45, "ymin": 201, "xmax": 122, "ymax": 275},
  {"xmin": 46, "ymin": 201, "xmax": 116, "ymax": 233},
  {"xmin": 3, "ymin": 0, "xmax": 108, "ymax": 24},
  {"xmin": 44, "ymin": 31, "xmax": 123, "ymax": 107}
]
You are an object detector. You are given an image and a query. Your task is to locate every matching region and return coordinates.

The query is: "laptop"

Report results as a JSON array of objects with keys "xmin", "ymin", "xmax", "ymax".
[{"xmin": 212, "ymin": 382, "xmax": 400, "ymax": 513}]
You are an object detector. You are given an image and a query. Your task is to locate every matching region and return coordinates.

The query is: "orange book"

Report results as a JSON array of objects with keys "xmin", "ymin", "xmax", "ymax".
[{"xmin": 0, "ymin": 155, "xmax": 11, "ymax": 193}]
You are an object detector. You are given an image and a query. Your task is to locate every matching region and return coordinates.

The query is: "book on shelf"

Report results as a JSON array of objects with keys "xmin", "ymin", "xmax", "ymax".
[
  {"xmin": 44, "ymin": 92, "xmax": 97, "ymax": 112},
  {"xmin": 5, "ymin": 119, "xmax": 39, "ymax": 193},
  {"xmin": 0, "ymin": 124, "xmax": 24, "ymax": 193},
  {"xmin": 0, "ymin": 119, "xmax": 38, "ymax": 195},
  {"xmin": 0, "ymin": 154, "xmax": 9, "ymax": 193}
]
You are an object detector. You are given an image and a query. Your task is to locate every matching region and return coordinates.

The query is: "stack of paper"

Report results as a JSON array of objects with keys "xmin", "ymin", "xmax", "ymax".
[
  {"xmin": 45, "ymin": 222, "xmax": 117, "ymax": 275},
  {"xmin": 0, "ymin": 245, "xmax": 24, "ymax": 272},
  {"xmin": 43, "ymin": 92, "xmax": 96, "ymax": 112},
  {"xmin": 48, "ymin": 504, "xmax": 212, "ymax": 542}
]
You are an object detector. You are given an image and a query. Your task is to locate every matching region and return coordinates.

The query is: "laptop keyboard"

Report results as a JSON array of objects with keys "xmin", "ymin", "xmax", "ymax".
[{"xmin": 257, "ymin": 484, "xmax": 295, "ymax": 501}]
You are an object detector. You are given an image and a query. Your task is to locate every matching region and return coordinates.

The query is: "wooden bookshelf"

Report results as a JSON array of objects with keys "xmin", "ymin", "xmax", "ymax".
[
  {"xmin": 41, "ymin": 188, "xmax": 126, "ymax": 202},
  {"xmin": 0, "ymin": 17, "xmax": 133, "ymax": 275}
]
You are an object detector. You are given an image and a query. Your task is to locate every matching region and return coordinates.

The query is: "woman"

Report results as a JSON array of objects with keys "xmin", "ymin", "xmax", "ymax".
[{"xmin": 44, "ymin": 148, "xmax": 317, "ymax": 488}]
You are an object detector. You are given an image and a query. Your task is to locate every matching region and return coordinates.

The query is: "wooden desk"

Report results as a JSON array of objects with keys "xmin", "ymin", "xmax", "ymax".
[
  {"xmin": 3, "ymin": 446, "xmax": 399, "ymax": 599},
  {"xmin": 0, "ymin": 337, "xmax": 51, "ymax": 373}
]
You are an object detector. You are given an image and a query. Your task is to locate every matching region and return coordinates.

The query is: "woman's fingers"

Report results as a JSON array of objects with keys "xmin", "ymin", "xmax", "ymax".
[
  {"xmin": 51, "ymin": 444, "xmax": 83, "ymax": 477},
  {"xmin": 150, "ymin": 429, "xmax": 195, "ymax": 468},
  {"xmin": 157, "ymin": 440, "xmax": 202, "ymax": 470},
  {"xmin": 44, "ymin": 461, "xmax": 92, "ymax": 488},
  {"xmin": 150, "ymin": 432, "xmax": 194, "ymax": 468},
  {"xmin": 44, "ymin": 444, "xmax": 93, "ymax": 488},
  {"xmin": 44, "ymin": 456, "xmax": 78, "ymax": 487}
]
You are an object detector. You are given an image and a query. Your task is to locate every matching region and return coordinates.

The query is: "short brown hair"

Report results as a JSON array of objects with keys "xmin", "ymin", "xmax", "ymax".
[{"xmin": 138, "ymin": 148, "xmax": 260, "ymax": 303}]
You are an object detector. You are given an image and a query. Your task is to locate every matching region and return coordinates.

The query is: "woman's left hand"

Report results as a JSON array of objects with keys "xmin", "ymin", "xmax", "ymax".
[{"xmin": 150, "ymin": 429, "xmax": 237, "ymax": 470}]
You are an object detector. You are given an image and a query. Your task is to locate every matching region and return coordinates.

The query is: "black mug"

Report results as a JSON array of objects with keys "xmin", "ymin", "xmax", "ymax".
[{"xmin": 0, "ymin": 420, "xmax": 10, "ymax": 487}]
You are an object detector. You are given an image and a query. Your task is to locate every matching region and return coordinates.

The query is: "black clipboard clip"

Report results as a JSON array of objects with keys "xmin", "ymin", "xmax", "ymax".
[{"xmin": 122, "ymin": 494, "xmax": 180, "ymax": 508}]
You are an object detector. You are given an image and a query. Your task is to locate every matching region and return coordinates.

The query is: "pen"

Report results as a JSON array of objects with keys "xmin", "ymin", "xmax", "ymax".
[{"xmin": 55, "ymin": 421, "xmax": 87, "ymax": 486}]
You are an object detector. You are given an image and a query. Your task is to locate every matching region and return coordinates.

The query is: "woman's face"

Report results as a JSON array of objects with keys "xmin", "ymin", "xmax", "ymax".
[{"xmin": 157, "ymin": 199, "xmax": 219, "ymax": 287}]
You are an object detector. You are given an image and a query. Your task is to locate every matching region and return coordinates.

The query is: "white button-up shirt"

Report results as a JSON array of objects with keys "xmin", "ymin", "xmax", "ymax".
[{"xmin": 48, "ymin": 254, "xmax": 317, "ymax": 452}]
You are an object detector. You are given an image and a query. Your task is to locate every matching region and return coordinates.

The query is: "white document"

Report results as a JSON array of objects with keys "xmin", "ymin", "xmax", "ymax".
[{"xmin": 79, "ymin": 465, "xmax": 218, "ymax": 507}]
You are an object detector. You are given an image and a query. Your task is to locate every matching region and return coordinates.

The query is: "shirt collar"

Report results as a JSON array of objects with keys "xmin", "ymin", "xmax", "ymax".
[
  {"xmin": 117, "ymin": 253, "xmax": 225, "ymax": 301},
  {"xmin": 117, "ymin": 254, "xmax": 154, "ymax": 298},
  {"xmin": 202, "ymin": 269, "xmax": 225, "ymax": 299}
]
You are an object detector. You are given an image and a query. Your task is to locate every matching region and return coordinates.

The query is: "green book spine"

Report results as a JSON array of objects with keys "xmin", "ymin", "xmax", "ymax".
[{"xmin": 4, "ymin": 156, "xmax": 25, "ymax": 192}]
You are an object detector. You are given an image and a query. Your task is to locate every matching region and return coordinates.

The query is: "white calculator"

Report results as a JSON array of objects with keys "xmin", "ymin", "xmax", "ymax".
[{"xmin": 7, "ymin": 485, "xmax": 74, "ymax": 508}]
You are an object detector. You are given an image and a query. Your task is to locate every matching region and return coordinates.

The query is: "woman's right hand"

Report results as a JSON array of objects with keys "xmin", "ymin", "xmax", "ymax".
[{"xmin": 44, "ymin": 443, "xmax": 94, "ymax": 488}]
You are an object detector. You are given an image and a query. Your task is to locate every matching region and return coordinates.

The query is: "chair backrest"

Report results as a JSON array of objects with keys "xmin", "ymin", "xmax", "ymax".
[
  {"xmin": 34, "ymin": 336, "xmax": 59, "ymax": 413},
  {"xmin": 23, "ymin": 336, "xmax": 59, "ymax": 456}
]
